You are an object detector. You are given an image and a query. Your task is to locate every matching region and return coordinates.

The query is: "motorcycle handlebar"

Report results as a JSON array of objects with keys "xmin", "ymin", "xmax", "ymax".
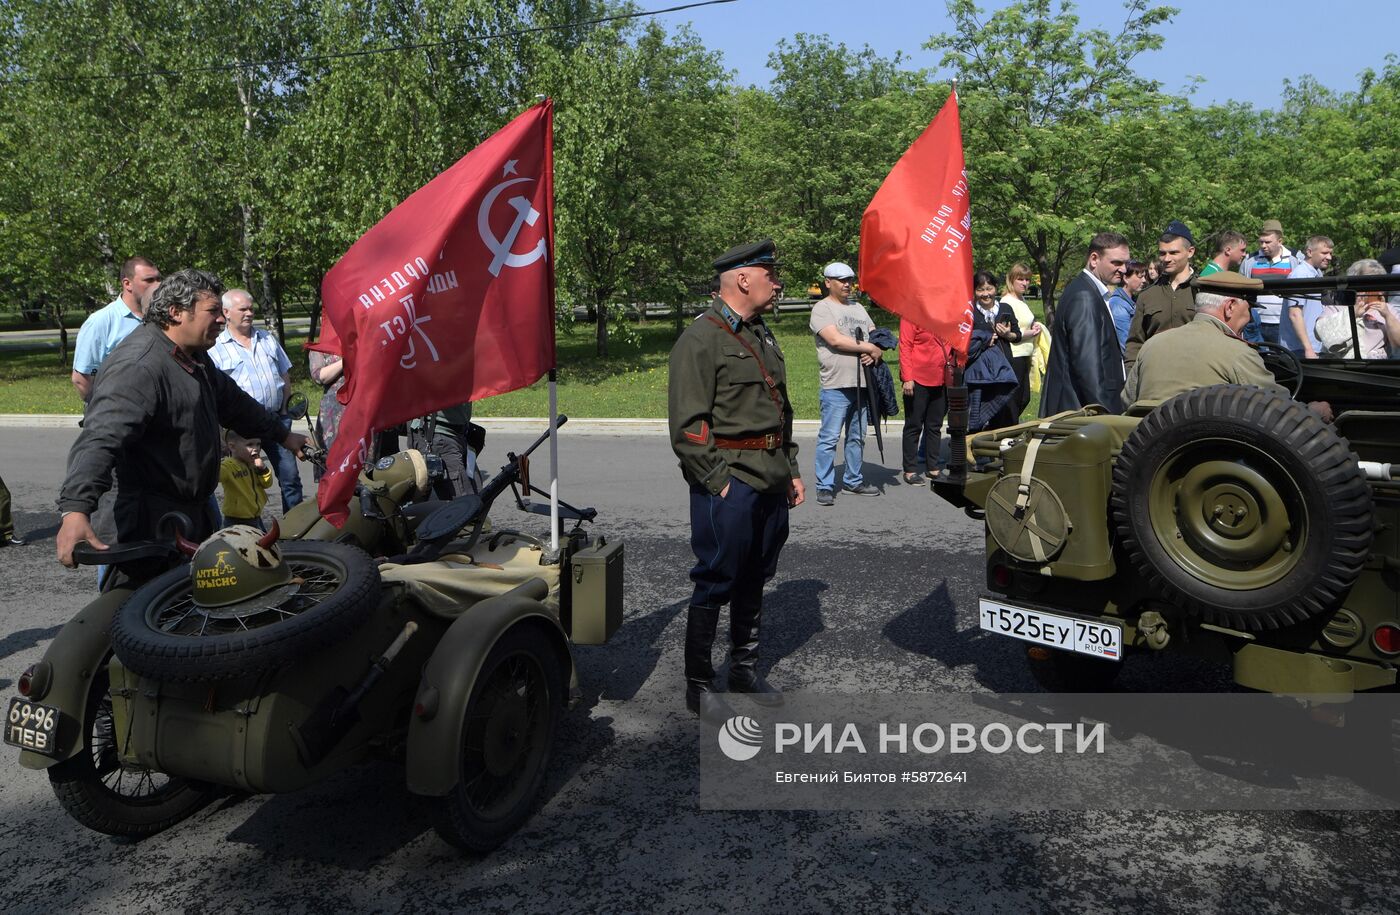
[
  {"xmin": 70, "ymin": 511, "xmax": 204, "ymax": 566},
  {"xmin": 517, "ymin": 414, "xmax": 567, "ymax": 462},
  {"xmin": 71, "ymin": 540, "xmax": 180, "ymax": 566}
]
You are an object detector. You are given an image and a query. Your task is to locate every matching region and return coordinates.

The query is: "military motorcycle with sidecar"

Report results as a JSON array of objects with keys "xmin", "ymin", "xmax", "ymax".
[{"xmin": 6, "ymin": 418, "xmax": 624, "ymax": 852}]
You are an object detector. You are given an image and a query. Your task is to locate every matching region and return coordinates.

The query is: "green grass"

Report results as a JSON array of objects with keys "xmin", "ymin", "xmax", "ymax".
[
  {"xmin": 0, "ymin": 333, "xmax": 323, "ymax": 415},
  {"xmin": 0, "ymin": 311, "xmax": 90, "ymax": 333},
  {"xmin": 0, "ymin": 303, "xmax": 1045, "ymax": 420},
  {"xmin": 475, "ymin": 311, "xmax": 841, "ymax": 420}
]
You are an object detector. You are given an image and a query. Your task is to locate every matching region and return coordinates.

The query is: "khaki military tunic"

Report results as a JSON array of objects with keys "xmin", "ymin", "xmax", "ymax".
[
  {"xmin": 1124, "ymin": 274, "xmax": 1198, "ymax": 367},
  {"xmin": 668, "ymin": 300, "xmax": 801, "ymax": 495},
  {"xmin": 1124, "ymin": 312, "xmax": 1287, "ymax": 404}
]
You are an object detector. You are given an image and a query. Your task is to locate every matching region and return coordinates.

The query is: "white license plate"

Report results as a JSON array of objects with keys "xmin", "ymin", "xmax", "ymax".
[
  {"xmin": 979, "ymin": 598, "xmax": 1122, "ymax": 661},
  {"xmin": 4, "ymin": 696, "xmax": 61, "ymax": 755}
]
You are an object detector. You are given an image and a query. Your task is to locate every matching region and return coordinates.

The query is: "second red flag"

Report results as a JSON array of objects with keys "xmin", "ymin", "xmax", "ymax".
[{"xmin": 858, "ymin": 91, "xmax": 974, "ymax": 357}]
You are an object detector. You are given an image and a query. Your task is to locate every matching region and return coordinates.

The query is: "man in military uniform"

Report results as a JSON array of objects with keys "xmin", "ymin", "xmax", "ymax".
[
  {"xmin": 668, "ymin": 239, "xmax": 805, "ymax": 723},
  {"xmin": 1125, "ymin": 271, "xmax": 1333, "ymax": 421},
  {"xmin": 1124, "ymin": 220, "xmax": 1197, "ymax": 368}
]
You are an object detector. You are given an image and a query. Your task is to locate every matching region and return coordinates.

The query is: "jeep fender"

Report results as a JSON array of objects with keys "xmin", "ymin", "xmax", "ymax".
[
  {"xmin": 18, "ymin": 588, "xmax": 132, "ymax": 770},
  {"xmin": 404, "ymin": 578, "xmax": 574, "ymax": 797}
]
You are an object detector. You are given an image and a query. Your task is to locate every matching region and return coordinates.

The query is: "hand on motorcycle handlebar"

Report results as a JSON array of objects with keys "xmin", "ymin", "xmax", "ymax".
[
  {"xmin": 57, "ymin": 512, "xmax": 106, "ymax": 569},
  {"xmin": 282, "ymin": 431, "xmax": 311, "ymax": 461}
]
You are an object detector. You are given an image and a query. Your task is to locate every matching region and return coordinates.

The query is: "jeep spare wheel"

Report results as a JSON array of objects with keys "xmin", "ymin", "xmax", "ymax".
[{"xmin": 1111, "ymin": 384, "xmax": 1372, "ymax": 630}]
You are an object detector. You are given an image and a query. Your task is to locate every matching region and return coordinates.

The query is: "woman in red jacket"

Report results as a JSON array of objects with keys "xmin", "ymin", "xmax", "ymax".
[{"xmin": 898, "ymin": 317, "xmax": 949, "ymax": 485}]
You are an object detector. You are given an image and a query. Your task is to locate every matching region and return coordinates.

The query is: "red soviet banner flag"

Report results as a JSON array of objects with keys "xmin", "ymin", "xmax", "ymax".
[
  {"xmin": 317, "ymin": 99, "xmax": 556, "ymax": 525},
  {"xmin": 858, "ymin": 91, "xmax": 973, "ymax": 356}
]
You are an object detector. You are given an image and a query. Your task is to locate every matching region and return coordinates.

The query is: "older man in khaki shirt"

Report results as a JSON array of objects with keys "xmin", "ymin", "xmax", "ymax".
[{"xmin": 1125, "ymin": 272, "xmax": 1333, "ymax": 421}]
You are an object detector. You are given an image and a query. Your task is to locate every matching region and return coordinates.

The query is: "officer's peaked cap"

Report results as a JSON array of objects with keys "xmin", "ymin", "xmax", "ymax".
[
  {"xmin": 713, "ymin": 238, "xmax": 780, "ymax": 274},
  {"xmin": 1192, "ymin": 270, "xmax": 1263, "ymax": 300}
]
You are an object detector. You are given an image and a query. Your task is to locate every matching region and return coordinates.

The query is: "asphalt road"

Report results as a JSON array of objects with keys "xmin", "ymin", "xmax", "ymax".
[{"xmin": 1, "ymin": 426, "xmax": 1395, "ymax": 913}]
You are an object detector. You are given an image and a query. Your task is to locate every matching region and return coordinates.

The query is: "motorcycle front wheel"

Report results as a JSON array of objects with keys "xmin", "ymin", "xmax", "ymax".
[{"xmin": 49, "ymin": 664, "xmax": 215, "ymax": 838}]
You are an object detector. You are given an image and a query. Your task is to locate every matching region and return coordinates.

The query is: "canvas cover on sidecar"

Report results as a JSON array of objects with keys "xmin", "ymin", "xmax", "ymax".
[{"xmin": 378, "ymin": 533, "xmax": 561, "ymax": 617}]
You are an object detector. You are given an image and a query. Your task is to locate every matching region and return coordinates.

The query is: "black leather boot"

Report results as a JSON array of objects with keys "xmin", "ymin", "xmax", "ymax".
[
  {"xmin": 727, "ymin": 602, "xmax": 784, "ymax": 706},
  {"xmin": 685, "ymin": 605, "xmax": 732, "ymax": 723}
]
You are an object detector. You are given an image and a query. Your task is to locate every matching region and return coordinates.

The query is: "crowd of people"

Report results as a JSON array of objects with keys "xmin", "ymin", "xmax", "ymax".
[
  {"xmin": 54, "ymin": 267, "xmax": 308, "ymax": 583},
  {"xmin": 57, "ymin": 259, "xmax": 306, "ymax": 550},
  {"xmin": 876, "ymin": 220, "xmax": 1400, "ymax": 479},
  {"xmin": 665, "ymin": 227, "xmax": 1400, "ymax": 722},
  {"xmin": 37, "ymin": 254, "xmax": 488, "ymax": 577},
  {"xmin": 18, "ymin": 225, "xmax": 1397, "ymax": 724}
]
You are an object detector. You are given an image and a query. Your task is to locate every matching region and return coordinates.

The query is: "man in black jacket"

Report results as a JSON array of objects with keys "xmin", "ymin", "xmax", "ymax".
[
  {"xmin": 1039, "ymin": 232, "xmax": 1132, "ymax": 416},
  {"xmin": 56, "ymin": 269, "xmax": 308, "ymax": 583}
]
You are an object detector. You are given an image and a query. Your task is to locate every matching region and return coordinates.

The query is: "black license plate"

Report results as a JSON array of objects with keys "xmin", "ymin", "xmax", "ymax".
[{"xmin": 5, "ymin": 696, "xmax": 61, "ymax": 756}]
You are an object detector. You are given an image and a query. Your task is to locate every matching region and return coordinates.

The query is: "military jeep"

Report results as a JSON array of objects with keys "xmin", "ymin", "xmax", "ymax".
[{"xmin": 936, "ymin": 273, "xmax": 1400, "ymax": 694}]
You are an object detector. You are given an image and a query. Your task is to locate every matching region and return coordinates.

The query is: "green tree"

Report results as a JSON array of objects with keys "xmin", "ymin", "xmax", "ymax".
[
  {"xmin": 927, "ymin": 0, "xmax": 1177, "ymax": 318},
  {"xmin": 0, "ymin": 0, "xmax": 173, "ymax": 358},
  {"xmin": 737, "ymin": 34, "xmax": 930, "ymax": 291},
  {"xmin": 1267, "ymin": 61, "xmax": 1400, "ymax": 265},
  {"xmin": 537, "ymin": 19, "xmax": 732, "ymax": 355}
]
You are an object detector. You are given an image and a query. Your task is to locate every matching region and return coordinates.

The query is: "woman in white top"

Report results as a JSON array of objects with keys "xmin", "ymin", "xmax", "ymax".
[
  {"xmin": 1315, "ymin": 259, "xmax": 1400, "ymax": 359},
  {"xmin": 998, "ymin": 262, "xmax": 1044, "ymax": 421}
]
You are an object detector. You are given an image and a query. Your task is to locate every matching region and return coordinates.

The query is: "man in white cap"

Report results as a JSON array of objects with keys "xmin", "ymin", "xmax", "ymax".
[{"xmin": 810, "ymin": 261, "xmax": 884, "ymax": 506}]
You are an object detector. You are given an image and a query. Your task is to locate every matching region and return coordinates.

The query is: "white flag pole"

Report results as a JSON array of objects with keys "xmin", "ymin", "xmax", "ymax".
[{"xmin": 548, "ymin": 367, "xmax": 560, "ymax": 552}]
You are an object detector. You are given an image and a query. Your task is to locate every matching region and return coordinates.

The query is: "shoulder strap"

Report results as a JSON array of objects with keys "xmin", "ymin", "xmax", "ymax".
[{"xmin": 703, "ymin": 314, "xmax": 785, "ymax": 414}]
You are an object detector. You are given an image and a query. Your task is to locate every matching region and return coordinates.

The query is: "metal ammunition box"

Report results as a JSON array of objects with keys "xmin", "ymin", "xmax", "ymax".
[{"xmin": 563, "ymin": 540, "xmax": 624, "ymax": 645}]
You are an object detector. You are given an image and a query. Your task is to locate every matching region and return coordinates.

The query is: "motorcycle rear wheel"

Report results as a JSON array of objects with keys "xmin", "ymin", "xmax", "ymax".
[{"xmin": 49, "ymin": 664, "xmax": 214, "ymax": 838}]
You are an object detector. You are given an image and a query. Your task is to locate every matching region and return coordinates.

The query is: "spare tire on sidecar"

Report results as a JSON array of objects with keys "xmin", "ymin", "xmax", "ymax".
[{"xmin": 111, "ymin": 531, "xmax": 382, "ymax": 683}]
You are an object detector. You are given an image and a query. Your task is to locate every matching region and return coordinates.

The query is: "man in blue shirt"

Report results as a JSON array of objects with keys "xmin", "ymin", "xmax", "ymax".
[
  {"xmin": 71, "ymin": 257, "xmax": 162, "ymax": 402},
  {"xmin": 1280, "ymin": 235, "xmax": 1335, "ymax": 358},
  {"xmin": 210, "ymin": 288, "xmax": 303, "ymax": 511}
]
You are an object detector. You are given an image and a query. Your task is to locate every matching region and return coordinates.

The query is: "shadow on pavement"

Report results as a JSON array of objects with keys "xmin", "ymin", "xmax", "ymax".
[
  {"xmin": 749, "ymin": 577, "xmax": 827, "ymax": 680},
  {"xmin": 221, "ymin": 761, "xmax": 435, "ymax": 867},
  {"xmin": 882, "ymin": 581, "xmax": 1039, "ymax": 692},
  {"xmin": 586, "ymin": 597, "xmax": 688, "ymax": 704},
  {"xmin": 0, "ymin": 624, "xmax": 62, "ymax": 662},
  {"xmin": 15, "ymin": 516, "xmax": 59, "ymax": 543}
]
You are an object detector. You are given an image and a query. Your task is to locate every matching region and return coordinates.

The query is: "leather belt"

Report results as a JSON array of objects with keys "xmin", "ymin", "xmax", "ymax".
[{"xmin": 714, "ymin": 432, "xmax": 783, "ymax": 450}]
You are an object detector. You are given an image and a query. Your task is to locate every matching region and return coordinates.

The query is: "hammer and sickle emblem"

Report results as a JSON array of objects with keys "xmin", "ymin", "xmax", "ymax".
[{"xmin": 478, "ymin": 177, "xmax": 547, "ymax": 277}]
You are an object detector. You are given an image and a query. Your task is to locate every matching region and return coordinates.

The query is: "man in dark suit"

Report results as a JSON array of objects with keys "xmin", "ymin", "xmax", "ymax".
[{"xmin": 1039, "ymin": 232, "xmax": 1132, "ymax": 416}]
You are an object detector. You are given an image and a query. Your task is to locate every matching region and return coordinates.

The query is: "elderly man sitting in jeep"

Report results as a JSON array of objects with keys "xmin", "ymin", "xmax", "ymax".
[{"xmin": 1124, "ymin": 271, "xmax": 1333, "ymax": 421}]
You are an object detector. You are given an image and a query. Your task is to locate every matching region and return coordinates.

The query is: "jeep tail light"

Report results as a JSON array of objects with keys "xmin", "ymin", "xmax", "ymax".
[
  {"xmin": 990, "ymin": 564, "xmax": 1013, "ymax": 591},
  {"xmin": 1373, "ymin": 623, "xmax": 1400, "ymax": 656},
  {"xmin": 17, "ymin": 666, "xmax": 34, "ymax": 696}
]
